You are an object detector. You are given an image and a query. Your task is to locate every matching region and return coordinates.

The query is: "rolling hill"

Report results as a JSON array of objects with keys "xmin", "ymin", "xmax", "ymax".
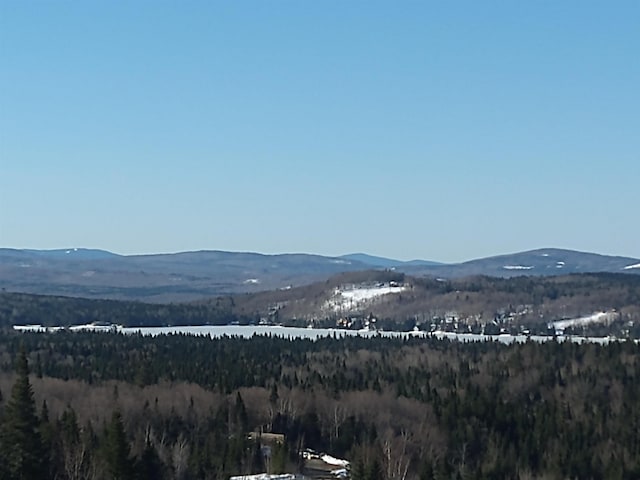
[
  {"xmin": 403, "ymin": 248, "xmax": 640, "ymax": 278},
  {"xmin": 0, "ymin": 247, "xmax": 638, "ymax": 302}
]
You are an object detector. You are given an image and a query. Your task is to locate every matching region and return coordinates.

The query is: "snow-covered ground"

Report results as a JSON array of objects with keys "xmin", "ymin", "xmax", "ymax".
[
  {"xmin": 624, "ymin": 263, "xmax": 640, "ymax": 270},
  {"xmin": 230, "ymin": 475, "xmax": 299, "ymax": 480},
  {"xmin": 13, "ymin": 325, "xmax": 57, "ymax": 333},
  {"xmin": 503, "ymin": 265, "xmax": 534, "ymax": 270},
  {"xmin": 340, "ymin": 285, "xmax": 405, "ymax": 302},
  {"xmin": 331, "ymin": 468, "xmax": 349, "ymax": 478},
  {"xmin": 321, "ymin": 454, "xmax": 350, "ymax": 468},
  {"xmin": 550, "ymin": 311, "xmax": 617, "ymax": 330},
  {"xmin": 68, "ymin": 324, "xmax": 120, "ymax": 332},
  {"xmin": 325, "ymin": 284, "xmax": 406, "ymax": 312},
  {"xmin": 13, "ymin": 324, "xmax": 121, "ymax": 333},
  {"xmin": 14, "ymin": 324, "xmax": 629, "ymax": 343}
]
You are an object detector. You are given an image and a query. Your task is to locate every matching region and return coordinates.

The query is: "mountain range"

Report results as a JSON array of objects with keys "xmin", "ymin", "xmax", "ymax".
[{"xmin": 0, "ymin": 247, "xmax": 638, "ymax": 303}]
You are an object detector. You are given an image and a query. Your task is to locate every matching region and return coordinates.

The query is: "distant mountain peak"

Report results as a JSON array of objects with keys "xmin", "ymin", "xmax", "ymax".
[
  {"xmin": 0, "ymin": 247, "xmax": 638, "ymax": 303},
  {"xmin": 20, "ymin": 248, "xmax": 119, "ymax": 260},
  {"xmin": 340, "ymin": 253, "xmax": 442, "ymax": 268}
]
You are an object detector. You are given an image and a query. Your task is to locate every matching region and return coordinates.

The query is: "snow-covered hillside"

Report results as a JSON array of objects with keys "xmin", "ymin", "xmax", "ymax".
[
  {"xmin": 550, "ymin": 311, "xmax": 618, "ymax": 331},
  {"xmin": 324, "ymin": 284, "xmax": 406, "ymax": 312}
]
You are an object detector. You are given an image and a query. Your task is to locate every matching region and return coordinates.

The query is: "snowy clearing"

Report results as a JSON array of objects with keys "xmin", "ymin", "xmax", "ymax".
[
  {"xmin": 325, "ymin": 284, "xmax": 406, "ymax": 311},
  {"xmin": 624, "ymin": 263, "xmax": 640, "ymax": 270},
  {"xmin": 340, "ymin": 285, "xmax": 405, "ymax": 302},
  {"xmin": 551, "ymin": 311, "xmax": 617, "ymax": 330},
  {"xmin": 503, "ymin": 265, "xmax": 534, "ymax": 270}
]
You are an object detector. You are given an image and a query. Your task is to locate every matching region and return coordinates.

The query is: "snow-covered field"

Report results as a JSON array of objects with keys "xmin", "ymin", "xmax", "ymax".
[
  {"xmin": 13, "ymin": 324, "xmax": 627, "ymax": 344},
  {"xmin": 624, "ymin": 263, "xmax": 640, "ymax": 270},
  {"xmin": 324, "ymin": 284, "xmax": 406, "ymax": 312},
  {"xmin": 503, "ymin": 265, "xmax": 534, "ymax": 270},
  {"xmin": 13, "ymin": 323, "xmax": 120, "ymax": 333},
  {"xmin": 550, "ymin": 311, "xmax": 617, "ymax": 330}
]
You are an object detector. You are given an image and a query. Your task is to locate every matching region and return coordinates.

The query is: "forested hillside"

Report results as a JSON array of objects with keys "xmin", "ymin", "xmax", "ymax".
[
  {"xmin": 223, "ymin": 272, "xmax": 640, "ymax": 334},
  {"xmin": 2, "ymin": 273, "xmax": 640, "ymax": 336},
  {"xmin": 0, "ymin": 331, "xmax": 639, "ymax": 479},
  {"xmin": 0, "ymin": 292, "xmax": 240, "ymax": 328}
]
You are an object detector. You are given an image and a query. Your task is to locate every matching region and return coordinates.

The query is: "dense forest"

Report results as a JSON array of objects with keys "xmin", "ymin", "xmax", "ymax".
[
  {"xmin": 0, "ymin": 330, "xmax": 639, "ymax": 479},
  {"xmin": 0, "ymin": 292, "xmax": 241, "ymax": 328}
]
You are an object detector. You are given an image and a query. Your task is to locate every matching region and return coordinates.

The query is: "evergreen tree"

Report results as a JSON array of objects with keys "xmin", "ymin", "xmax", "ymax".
[
  {"xmin": 136, "ymin": 436, "xmax": 164, "ymax": 480},
  {"xmin": 271, "ymin": 441, "xmax": 288, "ymax": 474},
  {"xmin": 351, "ymin": 458, "xmax": 367, "ymax": 480},
  {"xmin": 104, "ymin": 410, "xmax": 134, "ymax": 480},
  {"xmin": 367, "ymin": 458, "xmax": 384, "ymax": 480},
  {"xmin": 0, "ymin": 348, "xmax": 47, "ymax": 479},
  {"xmin": 234, "ymin": 391, "xmax": 249, "ymax": 433},
  {"xmin": 39, "ymin": 399, "xmax": 56, "ymax": 479}
]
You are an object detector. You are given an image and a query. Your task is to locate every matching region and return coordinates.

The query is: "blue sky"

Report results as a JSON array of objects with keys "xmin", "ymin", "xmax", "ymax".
[{"xmin": 1, "ymin": 1, "xmax": 638, "ymax": 263}]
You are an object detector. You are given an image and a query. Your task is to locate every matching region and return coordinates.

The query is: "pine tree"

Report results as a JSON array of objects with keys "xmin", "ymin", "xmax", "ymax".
[
  {"xmin": 271, "ymin": 441, "xmax": 288, "ymax": 474},
  {"xmin": 0, "ymin": 348, "xmax": 47, "ymax": 479},
  {"xmin": 367, "ymin": 458, "xmax": 384, "ymax": 480},
  {"xmin": 351, "ymin": 458, "xmax": 367, "ymax": 480},
  {"xmin": 234, "ymin": 391, "xmax": 249, "ymax": 433},
  {"xmin": 136, "ymin": 436, "xmax": 164, "ymax": 480},
  {"xmin": 103, "ymin": 410, "xmax": 134, "ymax": 480},
  {"xmin": 39, "ymin": 399, "xmax": 55, "ymax": 478}
]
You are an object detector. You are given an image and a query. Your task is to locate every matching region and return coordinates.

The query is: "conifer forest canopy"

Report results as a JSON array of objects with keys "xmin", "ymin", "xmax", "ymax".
[{"xmin": 0, "ymin": 331, "xmax": 638, "ymax": 479}]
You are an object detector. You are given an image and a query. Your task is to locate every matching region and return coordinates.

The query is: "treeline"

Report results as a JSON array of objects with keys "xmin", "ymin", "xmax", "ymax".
[
  {"xmin": 0, "ymin": 292, "xmax": 242, "ymax": 328},
  {"xmin": 0, "ymin": 331, "xmax": 639, "ymax": 479}
]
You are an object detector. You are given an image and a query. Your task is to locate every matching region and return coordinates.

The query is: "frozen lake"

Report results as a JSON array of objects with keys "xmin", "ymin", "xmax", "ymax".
[{"xmin": 14, "ymin": 324, "xmax": 618, "ymax": 344}]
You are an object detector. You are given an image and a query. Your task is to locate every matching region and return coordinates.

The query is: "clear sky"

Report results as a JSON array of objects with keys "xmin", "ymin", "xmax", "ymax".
[{"xmin": 1, "ymin": 1, "xmax": 638, "ymax": 263}]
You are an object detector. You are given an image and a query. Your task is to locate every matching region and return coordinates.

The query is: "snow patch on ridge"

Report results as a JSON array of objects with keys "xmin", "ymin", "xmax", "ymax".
[
  {"xmin": 503, "ymin": 265, "xmax": 534, "ymax": 270},
  {"xmin": 325, "ymin": 284, "xmax": 406, "ymax": 312},
  {"xmin": 624, "ymin": 263, "xmax": 640, "ymax": 270},
  {"xmin": 550, "ymin": 311, "xmax": 618, "ymax": 330},
  {"xmin": 340, "ymin": 285, "xmax": 405, "ymax": 302}
]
